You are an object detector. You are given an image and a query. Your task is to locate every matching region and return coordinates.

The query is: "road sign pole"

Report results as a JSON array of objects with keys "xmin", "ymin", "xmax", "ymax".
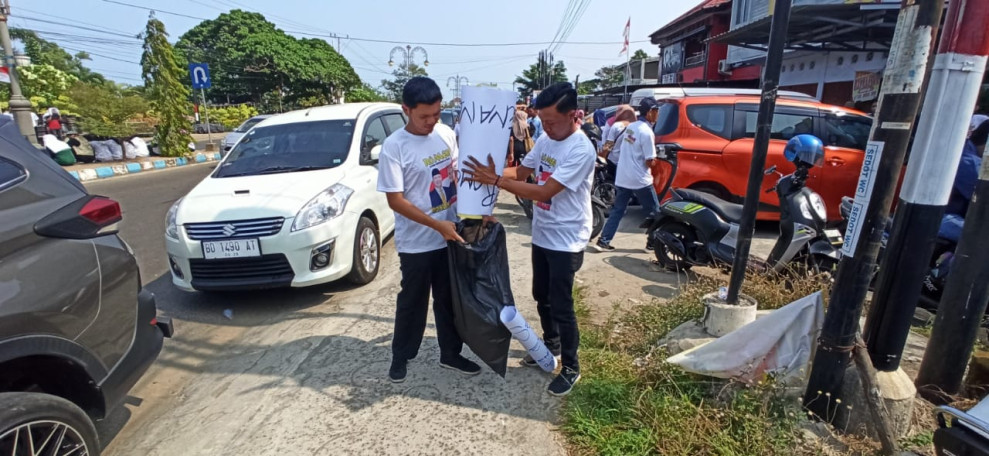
[{"xmin": 201, "ymin": 88, "xmax": 212, "ymax": 145}]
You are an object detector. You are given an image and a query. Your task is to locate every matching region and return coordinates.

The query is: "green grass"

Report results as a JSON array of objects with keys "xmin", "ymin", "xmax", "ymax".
[{"xmin": 561, "ymin": 274, "xmax": 832, "ymax": 456}]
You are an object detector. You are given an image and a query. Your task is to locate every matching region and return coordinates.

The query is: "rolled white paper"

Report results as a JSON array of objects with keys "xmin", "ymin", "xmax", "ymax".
[{"xmin": 500, "ymin": 306, "xmax": 558, "ymax": 372}]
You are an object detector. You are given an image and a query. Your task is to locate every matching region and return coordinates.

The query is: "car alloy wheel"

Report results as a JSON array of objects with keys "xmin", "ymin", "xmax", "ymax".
[
  {"xmin": 360, "ymin": 226, "xmax": 378, "ymax": 274},
  {"xmin": 0, "ymin": 420, "xmax": 91, "ymax": 456}
]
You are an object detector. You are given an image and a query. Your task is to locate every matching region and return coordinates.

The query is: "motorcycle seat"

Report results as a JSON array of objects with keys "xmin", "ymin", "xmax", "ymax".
[{"xmin": 673, "ymin": 188, "xmax": 744, "ymax": 223}]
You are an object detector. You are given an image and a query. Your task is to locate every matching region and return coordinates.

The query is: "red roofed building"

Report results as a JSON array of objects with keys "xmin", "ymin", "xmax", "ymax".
[{"xmin": 649, "ymin": 0, "xmax": 761, "ymax": 87}]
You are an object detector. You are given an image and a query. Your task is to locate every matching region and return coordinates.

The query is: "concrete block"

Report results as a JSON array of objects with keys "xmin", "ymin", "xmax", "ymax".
[
  {"xmin": 95, "ymin": 167, "xmax": 114, "ymax": 178},
  {"xmin": 213, "ymin": 152, "xmax": 222, "ymax": 161},
  {"xmin": 111, "ymin": 165, "xmax": 128, "ymax": 176},
  {"xmin": 142, "ymin": 161, "xmax": 154, "ymax": 170},
  {"xmin": 165, "ymin": 158, "xmax": 178, "ymax": 167},
  {"xmin": 703, "ymin": 292, "xmax": 757, "ymax": 337},
  {"xmin": 841, "ymin": 366, "xmax": 915, "ymax": 440},
  {"xmin": 965, "ymin": 351, "xmax": 989, "ymax": 388},
  {"xmin": 195, "ymin": 153, "xmax": 206, "ymax": 163},
  {"xmin": 153, "ymin": 160, "xmax": 167, "ymax": 169},
  {"xmin": 78, "ymin": 169, "xmax": 98, "ymax": 181},
  {"xmin": 68, "ymin": 171, "xmax": 80, "ymax": 180},
  {"xmin": 126, "ymin": 163, "xmax": 142, "ymax": 173},
  {"xmin": 176, "ymin": 157, "xmax": 188, "ymax": 166}
]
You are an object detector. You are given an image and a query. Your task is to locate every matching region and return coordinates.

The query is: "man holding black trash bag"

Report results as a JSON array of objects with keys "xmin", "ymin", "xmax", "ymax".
[
  {"xmin": 377, "ymin": 77, "xmax": 482, "ymax": 383},
  {"xmin": 464, "ymin": 82, "xmax": 596, "ymax": 396}
]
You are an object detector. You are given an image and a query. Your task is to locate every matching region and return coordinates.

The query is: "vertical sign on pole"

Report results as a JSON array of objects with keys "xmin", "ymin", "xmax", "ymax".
[{"xmin": 189, "ymin": 63, "xmax": 213, "ymax": 145}]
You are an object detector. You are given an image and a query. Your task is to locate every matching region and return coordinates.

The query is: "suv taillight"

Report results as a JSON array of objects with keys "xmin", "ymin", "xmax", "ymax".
[{"xmin": 35, "ymin": 195, "xmax": 123, "ymax": 239}]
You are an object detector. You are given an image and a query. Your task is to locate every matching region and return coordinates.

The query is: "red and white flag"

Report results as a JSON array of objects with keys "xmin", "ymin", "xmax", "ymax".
[
  {"xmin": 619, "ymin": 18, "xmax": 630, "ymax": 56},
  {"xmin": 0, "ymin": 68, "xmax": 9, "ymax": 84}
]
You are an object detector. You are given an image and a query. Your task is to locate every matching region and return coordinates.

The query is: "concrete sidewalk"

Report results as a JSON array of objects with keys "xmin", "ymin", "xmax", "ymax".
[{"xmin": 65, "ymin": 151, "xmax": 223, "ymax": 182}]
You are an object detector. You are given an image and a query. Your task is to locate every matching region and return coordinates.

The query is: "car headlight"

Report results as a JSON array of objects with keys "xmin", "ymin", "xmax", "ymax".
[
  {"xmin": 292, "ymin": 184, "xmax": 354, "ymax": 231},
  {"xmin": 165, "ymin": 198, "xmax": 183, "ymax": 239}
]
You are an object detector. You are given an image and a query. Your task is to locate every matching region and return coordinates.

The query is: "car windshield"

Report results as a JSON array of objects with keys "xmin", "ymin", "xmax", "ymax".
[
  {"xmin": 214, "ymin": 119, "xmax": 354, "ymax": 178},
  {"xmin": 235, "ymin": 117, "xmax": 267, "ymax": 133}
]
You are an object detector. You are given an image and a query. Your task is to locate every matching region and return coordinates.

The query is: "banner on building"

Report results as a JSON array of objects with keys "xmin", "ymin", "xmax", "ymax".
[
  {"xmin": 661, "ymin": 41, "xmax": 684, "ymax": 85},
  {"xmin": 853, "ymin": 71, "xmax": 881, "ymax": 102}
]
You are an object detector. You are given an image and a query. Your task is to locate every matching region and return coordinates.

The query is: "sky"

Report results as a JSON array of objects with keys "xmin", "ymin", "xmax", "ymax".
[{"xmin": 13, "ymin": 0, "xmax": 695, "ymax": 101}]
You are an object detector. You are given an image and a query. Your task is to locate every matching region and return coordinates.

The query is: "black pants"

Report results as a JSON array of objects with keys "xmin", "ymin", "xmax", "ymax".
[
  {"xmin": 531, "ymin": 245, "xmax": 584, "ymax": 371},
  {"xmin": 392, "ymin": 248, "xmax": 464, "ymax": 362}
]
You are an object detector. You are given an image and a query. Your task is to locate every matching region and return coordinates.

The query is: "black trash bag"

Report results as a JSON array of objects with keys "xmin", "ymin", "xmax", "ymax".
[{"xmin": 447, "ymin": 219, "xmax": 514, "ymax": 377}]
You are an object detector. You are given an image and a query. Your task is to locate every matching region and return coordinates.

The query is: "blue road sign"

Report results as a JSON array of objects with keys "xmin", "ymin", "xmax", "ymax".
[{"xmin": 189, "ymin": 63, "xmax": 211, "ymax": 89}]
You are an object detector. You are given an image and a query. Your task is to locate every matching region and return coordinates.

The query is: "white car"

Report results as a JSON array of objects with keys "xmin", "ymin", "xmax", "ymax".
[
  {"xmin": 222, "ymin": 114, "xmax": 272, "ymax": 153},
  {"xmin": 165, "ymin": 103, "xmax": 403, "ymax": 291}
]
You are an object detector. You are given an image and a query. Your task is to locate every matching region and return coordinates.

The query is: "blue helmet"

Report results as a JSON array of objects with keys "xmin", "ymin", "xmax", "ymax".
[{"xmin": 784, "ymin": 134, "xmax": 825, "ymax": 167}]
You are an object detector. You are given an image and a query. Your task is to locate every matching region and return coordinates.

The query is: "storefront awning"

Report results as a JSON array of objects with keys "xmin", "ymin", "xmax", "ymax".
[{"xmin": 709, "ymin": 4, "xmax": 900, "ymax": 52}]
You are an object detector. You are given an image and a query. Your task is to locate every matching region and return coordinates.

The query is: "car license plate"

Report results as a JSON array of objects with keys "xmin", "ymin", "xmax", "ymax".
[
  {"xmin": 202, "ymin": 239, "xmax": 261, "ymax": 259},
  {"xmin": 825, "ymin": 229, "xmax": 843, "ymax": 244}
]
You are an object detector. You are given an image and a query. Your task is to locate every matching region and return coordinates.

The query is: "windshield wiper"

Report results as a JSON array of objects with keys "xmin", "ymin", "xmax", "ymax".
[{"xmin": 217, "ymin": 165, "xmax": 329, "ymax": 178}]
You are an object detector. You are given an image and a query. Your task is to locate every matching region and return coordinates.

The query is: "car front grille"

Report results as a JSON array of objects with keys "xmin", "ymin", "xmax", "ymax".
[
  {"xmin": 189, "ymin": 254, "xmax": 295, "ymax": 290},
  {"xmin": 185, "ymin": 217, "xmax": 285, "ymax": 240}
]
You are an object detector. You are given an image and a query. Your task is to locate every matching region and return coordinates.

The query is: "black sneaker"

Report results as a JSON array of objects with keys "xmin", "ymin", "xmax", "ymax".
[
  {"xmin": 596, "ymin": 239, "xmax": 615, "ymax": 251},
  {"xmin": 645, "ymin": 241, "xmax": 654, "ymax": 251},
  {"xmin": 521, "ymin": 343, "xmax": 562, "ymax": 367},
  {"xmin": 440, "ymin": 355, "xmax": 482, "ymax": 376},
  {"xmin": 389, "ymin": 359, "xmax": 407, "ymax": 383},
  {"xmin": 547, "ymin": 367, "xmax": 581, "ymax": 396}
]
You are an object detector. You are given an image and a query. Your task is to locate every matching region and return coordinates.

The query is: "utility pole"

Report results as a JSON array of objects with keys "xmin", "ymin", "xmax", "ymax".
[
  {"xmin": 725, "ymin": 0, "xmax": 792, "ymax": 304},
  {"xmin": 915, "ymin": 0, "xmax": 989, "ymax": 402},
  {"xmin": 0, "ymin": 0, "xmax": 37, "ymax": 145},
  {"xmin": 804, "ymin": 0, "xmax": 944, "ymax": 426},
  {"xmin": 447, "ymin": 75, "xmax": 468, "ymax": 105},
  {"xmin": 865, "ymin": 0, "xmax": 989, "ymax": 374}
]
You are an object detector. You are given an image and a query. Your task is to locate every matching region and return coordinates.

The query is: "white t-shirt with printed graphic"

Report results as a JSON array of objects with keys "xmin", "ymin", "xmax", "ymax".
[
  {"xmin": 377, "ymin": 124, "xmax": 459, "ymax": 254},
  {"xmin": 521, "ymin": 131, "xmax": 596, "ymax": 253},
  {"xmin": 615, "ymin": 120, "xmax": 656, "ymax": 190}
]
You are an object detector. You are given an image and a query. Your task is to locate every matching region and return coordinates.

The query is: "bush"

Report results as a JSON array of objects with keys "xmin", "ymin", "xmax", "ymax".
[{"xmin": 204, "ymin": 104, "xmax": 259, "ymax": 129}]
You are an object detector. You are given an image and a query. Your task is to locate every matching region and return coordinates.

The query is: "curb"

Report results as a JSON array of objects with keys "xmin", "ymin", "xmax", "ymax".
[{"xmin": 68, "ymin": 152, "xmax": 223, "ymax": 182}]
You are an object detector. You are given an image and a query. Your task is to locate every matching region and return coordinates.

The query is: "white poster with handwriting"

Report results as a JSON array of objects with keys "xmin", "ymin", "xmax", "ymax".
[{"xmin": 457, "ymin": 86, "xmax": 517, "ymax": 218}]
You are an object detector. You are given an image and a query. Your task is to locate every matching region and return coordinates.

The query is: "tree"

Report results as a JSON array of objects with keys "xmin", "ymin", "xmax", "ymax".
[
  {"xmin": 347, "ymin": 83, "xmax": 387, "ymax": 102},
  {"xmin": 0, "ymin": 64, "xmax": 78, "ymax": 112},
  {"xmin": 380, "ymin": 64, "xmax": 428, "ymax": 103},
  {"xmin": 141, "ymin": 14, "xmax": 192, "ymax": 157},
  {"xmin": 68, "ymin": 82, "xmax": 148, "ymax": 137},
  {"xmin": 594, "ymin": 65, "xmax": 625, "ymax": 90},
  {"xmin": 514, "ymin": 55, "xmax": 567, "ymax": 100},
  {"xmin": 577, "ymin": 79, "xmax": 600, "ymax": 95},
  {"xmin": 11, "ymin": 29, "xmax": 106, "ymax": 84},
  {"xmin": 176, "ymin": 10, "xmax": 360, "ymax": 106},
  {"xmin": 632, "ymin": 49, "xmax": 651, "ymax": 61}
]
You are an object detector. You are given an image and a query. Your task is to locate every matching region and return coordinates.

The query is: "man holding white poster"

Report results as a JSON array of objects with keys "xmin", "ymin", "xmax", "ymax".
[{"xmin": 465, "ymin": 82, "xmax": 596, "ymax": 396}]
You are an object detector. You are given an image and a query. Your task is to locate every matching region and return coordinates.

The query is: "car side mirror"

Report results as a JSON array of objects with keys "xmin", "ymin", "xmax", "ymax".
[{"xmin": 369, "ymin": 145, "xmax": 381, "ymax": 164}]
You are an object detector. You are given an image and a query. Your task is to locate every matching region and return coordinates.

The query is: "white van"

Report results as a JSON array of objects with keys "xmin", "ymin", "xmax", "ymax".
[{"xmin": 628, "ymin": 87, "xmax": 818, "ymax": 106}]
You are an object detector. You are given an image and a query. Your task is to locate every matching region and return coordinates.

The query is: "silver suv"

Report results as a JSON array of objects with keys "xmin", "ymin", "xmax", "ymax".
[{"xmin": 0, "ymin": 119, "xmax": 172, "ymax": 455}]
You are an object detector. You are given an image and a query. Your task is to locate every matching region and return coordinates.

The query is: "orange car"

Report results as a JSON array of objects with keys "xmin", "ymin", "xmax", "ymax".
[{"xmin": 649, "ymin": 95, "xmax": 872, "ymax": 221}]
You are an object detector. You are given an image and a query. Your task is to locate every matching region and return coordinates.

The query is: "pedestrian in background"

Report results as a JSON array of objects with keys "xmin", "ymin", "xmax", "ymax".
[{"xmin": 596, "ymin": 98, "xmax": 662, "ymax": 251}]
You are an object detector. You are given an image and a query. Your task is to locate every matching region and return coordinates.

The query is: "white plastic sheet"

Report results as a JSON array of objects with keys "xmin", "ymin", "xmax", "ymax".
[
  {"xmin": 667, "ymin": 292, "xmax": 825, "ymax": 382},
  {"xmin": 456, "ymin": 86, "xmax": 516, "ymax": 218},
  {"xmin": 500, "ymin": 306, "xmax": 557, "ymax": 372}
]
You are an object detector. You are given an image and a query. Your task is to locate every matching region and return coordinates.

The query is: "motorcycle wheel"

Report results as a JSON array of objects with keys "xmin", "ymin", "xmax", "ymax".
[
  {"xmin": 593, "ymin": 181, "xmax": 617, "ymax": 210},
  {"xmin": 653, "ymin": 221, "xmax": 695, "ymax": 272},
  {"xmin": 591, "ymin": 202, "xmax": 604, "ymax": 240}
]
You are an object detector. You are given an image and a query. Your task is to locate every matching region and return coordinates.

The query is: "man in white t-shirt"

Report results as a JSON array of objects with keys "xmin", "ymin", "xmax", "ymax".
[
  {"xmin": 596, "ymin": 98, "xmax": 663, "ymax": 251},
  {"xmin": 465, "ymin": 82, "xmax": 595, "ymax": 396},
  {"xmin": 377, "ymin": 77, "xmax": 481, "ymax": 383}
]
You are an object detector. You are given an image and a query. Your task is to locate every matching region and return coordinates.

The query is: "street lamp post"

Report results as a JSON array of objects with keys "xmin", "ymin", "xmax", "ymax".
[
  {"xmin": 388, "ymin": 45, "xmax": 429, "ymax": 69},
  {"xmin": 447, "ymin": 75, "xmax": 468, "ymax": 105},
  {"xmin": 0, "ymin": 0, "xmax": 37, "ymax": 145}
]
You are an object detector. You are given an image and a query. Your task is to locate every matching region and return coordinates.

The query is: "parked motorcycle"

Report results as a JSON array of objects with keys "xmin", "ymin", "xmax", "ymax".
[
  {"xmin": 647, "ymin": 134, "xmax": 842, "ymax": 273},
  {"xmin": 593, "ymin": 155, "xmax": 617, "ymax": 209}
]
